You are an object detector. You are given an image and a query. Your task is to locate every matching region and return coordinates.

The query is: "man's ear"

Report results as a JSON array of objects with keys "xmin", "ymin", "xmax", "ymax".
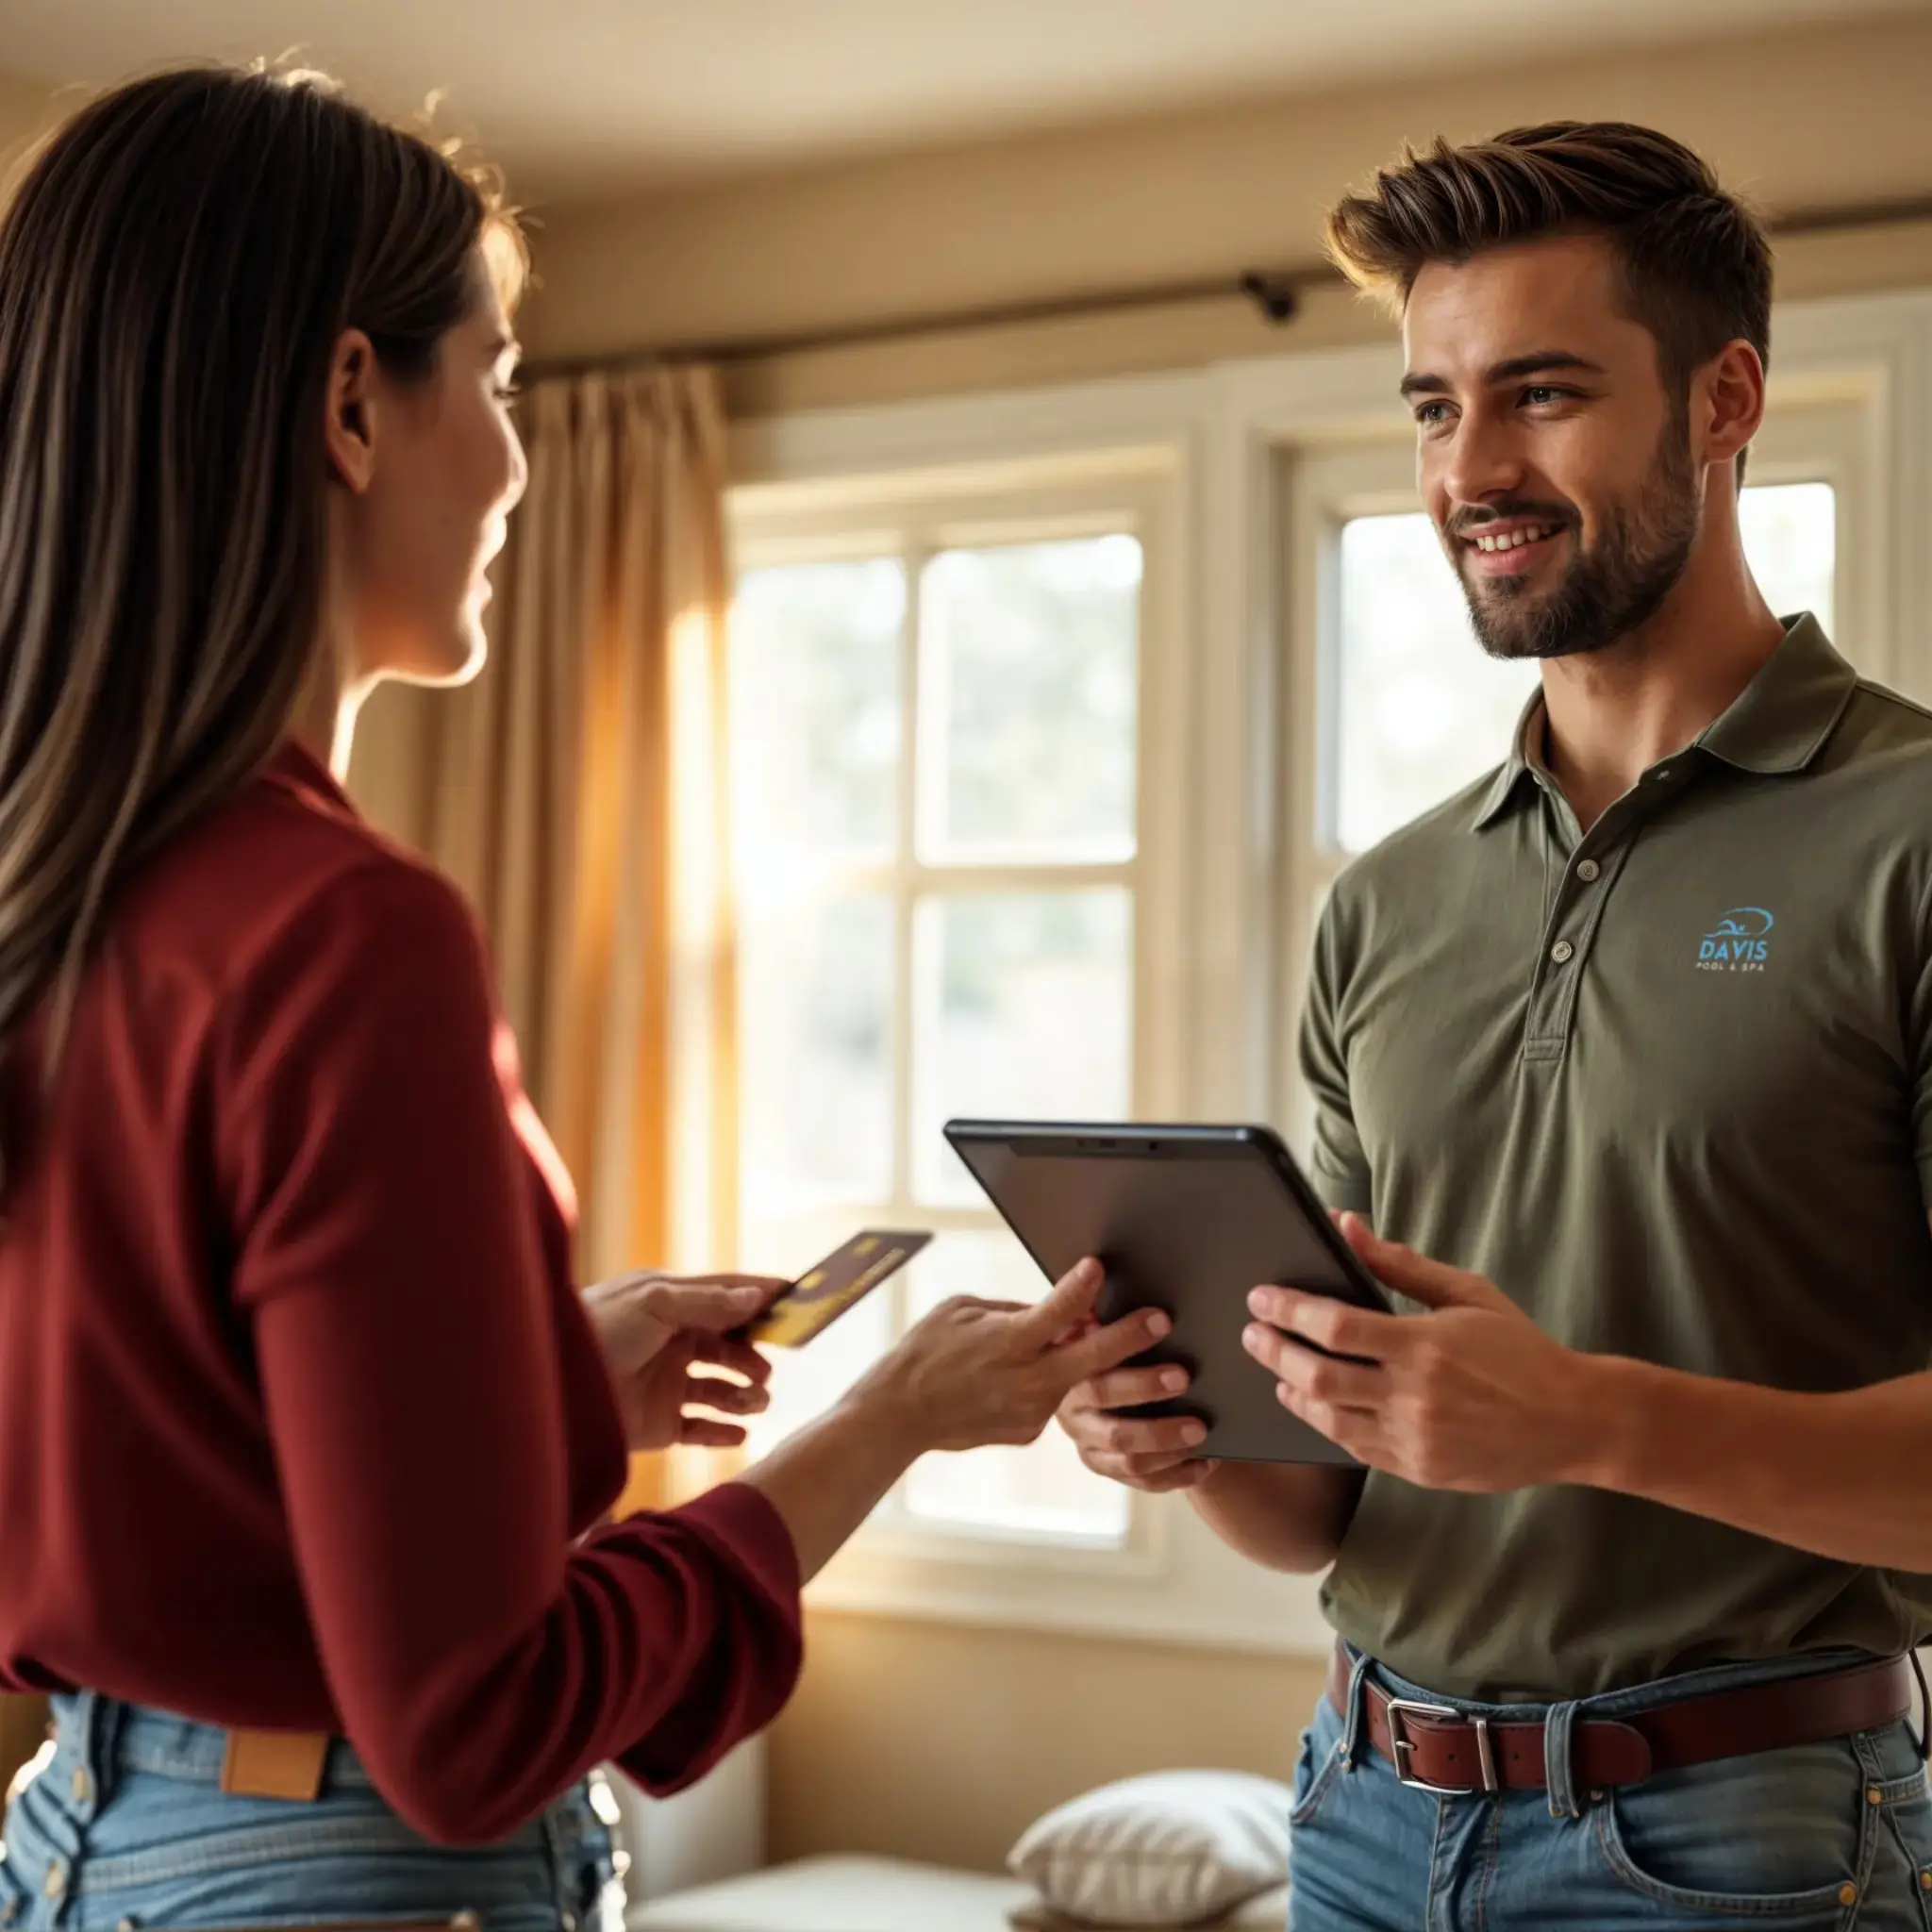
[
  {"xmin": 323, "ymin": 328, "xmax": 379, "ymax": 494},
  {"xmin": 1695, "ymin": 338, "xmax": 1766, "ymax": 475}
]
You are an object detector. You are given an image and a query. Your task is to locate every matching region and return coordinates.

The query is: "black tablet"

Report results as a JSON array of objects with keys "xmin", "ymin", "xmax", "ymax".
[{"xmin": 942, "ymin": 1121, "xmax": 1391, "ymax": 1466}]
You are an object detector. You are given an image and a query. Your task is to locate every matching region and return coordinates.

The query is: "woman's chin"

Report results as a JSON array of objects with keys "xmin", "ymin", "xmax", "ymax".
[
  {"xmin": 434, "ymin": 622, "xmax": 491, "ymax": 689},
  {"xmin": 377, "ymin": 623, "xmax": 489, "ymax": 691}
]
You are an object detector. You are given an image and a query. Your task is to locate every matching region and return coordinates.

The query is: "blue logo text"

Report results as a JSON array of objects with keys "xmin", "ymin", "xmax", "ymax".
[{"xmin": 1696, "ymin": 907, "xmax": 1773, "ymax": 972}]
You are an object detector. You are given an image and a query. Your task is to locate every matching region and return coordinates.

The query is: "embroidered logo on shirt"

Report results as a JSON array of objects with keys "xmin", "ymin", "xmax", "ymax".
[{"xmin": 1695, "ymin": 907, "xmax": 1774, "ymax": 972}]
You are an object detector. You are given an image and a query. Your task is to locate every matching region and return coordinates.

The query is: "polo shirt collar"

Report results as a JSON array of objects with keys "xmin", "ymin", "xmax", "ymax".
[
  {"xmin": 1472, "ymin": 695, "xmax": 1544, "ymax": 830},
  {"xmin": 1470, "ymin": 612, "xmax": 1854, "ymax": 831},
  {"xmin": 1694, "ymin": 612, "xmax": 1858, "ymax": 774}
]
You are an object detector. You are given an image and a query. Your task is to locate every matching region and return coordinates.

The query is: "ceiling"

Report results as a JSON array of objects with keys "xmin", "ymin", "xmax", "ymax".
[{"xmin": 0, "ymin": 0, "xmax": 1923, "ymax": 203}]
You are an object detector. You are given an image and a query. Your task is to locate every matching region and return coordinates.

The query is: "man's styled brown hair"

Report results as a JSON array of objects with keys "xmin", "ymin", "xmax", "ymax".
[{"xmin": 1324, "ymin": 121, "xmax": 1773, "ymax": 398}]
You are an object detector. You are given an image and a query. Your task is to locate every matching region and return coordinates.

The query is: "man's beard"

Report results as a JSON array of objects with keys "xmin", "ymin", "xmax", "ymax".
[{"xmin": 1456, "ymin": 428, "xmax": 1702, "ymax": 662}]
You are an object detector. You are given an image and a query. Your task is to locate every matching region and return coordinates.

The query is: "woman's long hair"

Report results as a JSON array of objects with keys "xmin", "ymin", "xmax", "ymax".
[{"xmin": 0, "ymin": 65, "xmax": 523, "ymax": 1174}]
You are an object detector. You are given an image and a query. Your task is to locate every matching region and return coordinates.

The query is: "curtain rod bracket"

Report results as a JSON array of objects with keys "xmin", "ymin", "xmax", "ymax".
[{"xmin": 1240, "ymin": 271, "xmax": 1300, "ymax": 325}]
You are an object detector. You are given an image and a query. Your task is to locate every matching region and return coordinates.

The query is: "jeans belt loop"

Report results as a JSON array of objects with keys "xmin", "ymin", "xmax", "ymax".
[
  {"xmin": 1339, "ymin": 1648, "xmax": 1374, "ymax": 1774},
  {"xmin": 1544, "ymin": 1698, "xmax": 1583, "ymax": 1819},
  {"xmin": 1909, "ymin": 1650, "xmax": 1931, "ymax": 1763}
]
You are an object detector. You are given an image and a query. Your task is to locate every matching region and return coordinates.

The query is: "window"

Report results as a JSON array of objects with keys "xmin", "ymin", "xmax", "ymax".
[
  {"xmin": 724, "ymin": 458, "xmax": 1179, "ymax": 1552},
  {"xmin": 686, "ymin": 299, "xmax": 1924, "ymax": 1651},
  {"xmin": 1326, "ymin": 480, "xmax": 1840, "ymax": 854}
]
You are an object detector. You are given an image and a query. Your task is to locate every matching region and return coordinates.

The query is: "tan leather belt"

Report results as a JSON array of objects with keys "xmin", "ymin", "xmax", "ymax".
[
  {"xmin": 221, "ymin": 1728, "xmax": 332, "ymax": 1801},
  {"xmin": 1326, "ymin": 1644, "xmax": 1920, "ymax": 1795}
]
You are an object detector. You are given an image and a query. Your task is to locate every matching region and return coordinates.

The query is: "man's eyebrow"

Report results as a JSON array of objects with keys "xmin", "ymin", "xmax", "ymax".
[{"xmin": 1398, "ymin": 351, "xmax": 1608, "ymax": 400}]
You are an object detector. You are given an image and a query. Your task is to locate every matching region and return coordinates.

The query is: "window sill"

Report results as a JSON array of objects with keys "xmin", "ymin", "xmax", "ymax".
[{"xmin": 804, "ymin": 1487, "xmax": 1338, "ymax": 1656}]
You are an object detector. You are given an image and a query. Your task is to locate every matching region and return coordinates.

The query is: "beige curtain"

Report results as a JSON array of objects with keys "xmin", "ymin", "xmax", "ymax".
[{"xmin": 416, "ymin": 364, "xmax": 741, "ymax": 1512}]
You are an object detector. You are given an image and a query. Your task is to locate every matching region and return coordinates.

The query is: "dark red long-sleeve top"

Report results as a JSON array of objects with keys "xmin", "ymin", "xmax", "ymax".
[{"xmin": 0, "ymin": 743, "xmax": 802, "ymax": 1843}]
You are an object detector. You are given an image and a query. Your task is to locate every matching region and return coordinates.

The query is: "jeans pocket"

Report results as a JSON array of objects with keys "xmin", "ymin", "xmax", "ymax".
[
  {"xmin": 1592, "ymin": 1736, "xmax": 1871, "ymax": 1921},
  {"xmin": 1856, "ymin": 1723, "xmax": 1932, "ymax": 1928},
  {"xmin": 1291, "ymin": 1695, "xmax": 1345, "ymax": 1831}
]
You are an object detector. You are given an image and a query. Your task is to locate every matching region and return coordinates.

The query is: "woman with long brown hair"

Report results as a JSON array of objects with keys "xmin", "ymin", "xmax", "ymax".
[{"xmin": 0, "ymin": 63, "xmax": 1158, "ymax": 1931}]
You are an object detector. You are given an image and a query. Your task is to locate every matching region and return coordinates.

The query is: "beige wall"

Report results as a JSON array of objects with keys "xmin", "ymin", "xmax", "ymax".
[
  {"xmin": 524, "ymin": 11, "xmax": 1932, "ymax": 417},
  {"xmin": 769, "ymin": 1612, "xmax": 1332, "ymax": 1874},
  {"xmin": 0, "ymin": 66, "xmax": 56, "ymax": 161}
]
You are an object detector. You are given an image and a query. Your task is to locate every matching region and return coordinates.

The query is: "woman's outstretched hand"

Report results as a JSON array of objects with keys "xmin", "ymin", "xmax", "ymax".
[{"xmin": 851, "ymin": 1257, "xmax": 1170, "ymax": 1453}]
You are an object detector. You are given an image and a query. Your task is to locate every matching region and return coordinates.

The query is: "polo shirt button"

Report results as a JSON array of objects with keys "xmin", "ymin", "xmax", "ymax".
[
  {"xmin": 1575, "ymin": 858, "xmax": 1601, "ymax": 882},
  {"xmin": 72, "ymin": 1763, "xmax": 93, "ymax": 1805},
  {"xmin": 43, "ymin": 1859, "xmax": 67, "ymax": 1899},
  {"xmin": 1550, "ymin": 941, "xmax": 1574, "ymax": 964},
  {"xmin": 1840, "ymin": 1882, "xmax": 1859, "ymax": 1907}
]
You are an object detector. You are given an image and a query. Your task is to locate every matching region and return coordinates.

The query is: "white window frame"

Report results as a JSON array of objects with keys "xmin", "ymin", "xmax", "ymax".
[
  {"xmin": 675, "ymin": 289, "xmax": 1932, "ymax": 1656},
  {"xmin": 728, "ymin": 452, "xmax": 1183, "ymax": 1568},
  {"xmin": 720, "ymin": 403, "xmax": 1236, "ymax": 1635}
]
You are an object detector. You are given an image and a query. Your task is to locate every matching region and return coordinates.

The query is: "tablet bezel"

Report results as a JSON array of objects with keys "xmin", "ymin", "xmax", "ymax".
[{"xmin": 941, "ymin": 1120, "xmax": 1390, "ymax": 1465}]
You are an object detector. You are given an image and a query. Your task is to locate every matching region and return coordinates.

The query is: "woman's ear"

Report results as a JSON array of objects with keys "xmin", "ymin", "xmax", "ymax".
[{"xmin": 323, "ymin": 328, "xmax": 379, "ymax": 493}]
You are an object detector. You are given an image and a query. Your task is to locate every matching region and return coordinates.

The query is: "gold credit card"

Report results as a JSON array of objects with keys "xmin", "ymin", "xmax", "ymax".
[{"xmin": 747, "ymin": 1230, "xmax": 934, "ymax": 1347}]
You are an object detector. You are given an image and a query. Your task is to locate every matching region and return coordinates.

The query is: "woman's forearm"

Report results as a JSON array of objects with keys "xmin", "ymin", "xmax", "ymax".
[{"xmin": 739, "ymin": 1378, "xmax": 929, "ymax": 1584}]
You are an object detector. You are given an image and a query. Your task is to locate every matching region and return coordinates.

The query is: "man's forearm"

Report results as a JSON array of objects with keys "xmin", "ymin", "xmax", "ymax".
[
  {"xmin": 1573, "ymin": 1357, "xmax": 1932, "ymax": 1570},
  {"xmin": 1189, "ymin": 1461, "xmax": 1364, "ymax": 1573}
]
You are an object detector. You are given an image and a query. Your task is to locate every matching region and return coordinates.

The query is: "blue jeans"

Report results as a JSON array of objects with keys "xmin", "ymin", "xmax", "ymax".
[
  {"xmin": 1291, "ymin": 1649, "xmax": 1932, "ymax": 1929},
  {"xmin": 0, "ymin": 1693, "xmax": 616, "ymax": 1930}
]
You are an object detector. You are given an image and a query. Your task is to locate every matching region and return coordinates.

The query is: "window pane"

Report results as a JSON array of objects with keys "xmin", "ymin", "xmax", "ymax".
[
  {"xmin": 1740, "ymin": 482, "xmax": 1835, "ymax": 636},
  {"xmin": 731, "ymin": 559, "xmax": 904, "ymax": 872},
  {"xmin": 919, "ymin": 536, "xmax": 1140, "ymax": 864},
  {"xmin": 740, "ymin": 894, "xmax": 894, "ymax": 1219},
  {"xmin": 1333, "ymin": 514, "xmax": 1536, "ymax": 856},
  {"xmin": 900, "ymin": 1229, "xmax": 1131, "ymax": 1542},
  {"xmin": 913, "ymin": 890, "xmax": 1134, "ymax": 1206},
  {"xmin": 1330, "ymin": 485, "xmax": 1838, "ymax": 855}
]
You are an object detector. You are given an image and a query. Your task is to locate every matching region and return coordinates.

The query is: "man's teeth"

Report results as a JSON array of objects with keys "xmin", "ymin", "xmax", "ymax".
[{"xmin": 1473, "ymin": 524, "xmax": 1558, "ymax": 554}]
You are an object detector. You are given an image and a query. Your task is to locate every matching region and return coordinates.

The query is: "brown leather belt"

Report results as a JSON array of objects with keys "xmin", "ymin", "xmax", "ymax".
[{"xmin": 1325, "ymin": 1644, "xmax": 1920, "ymax": 1795}]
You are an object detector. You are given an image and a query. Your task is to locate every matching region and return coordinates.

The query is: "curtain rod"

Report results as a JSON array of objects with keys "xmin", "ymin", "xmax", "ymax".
[{"xmin": 521, "ymin": 192, "xmax": 1932, "ymax": 381}]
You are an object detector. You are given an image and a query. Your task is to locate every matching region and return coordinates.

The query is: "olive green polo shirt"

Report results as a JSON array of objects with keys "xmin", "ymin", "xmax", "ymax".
[{"xmin": 1302, "ymin": 613, "xmax": 1932, "ymax": 1702}]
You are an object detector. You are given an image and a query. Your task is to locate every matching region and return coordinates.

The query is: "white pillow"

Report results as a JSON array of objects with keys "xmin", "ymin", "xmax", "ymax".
[{"xmin": 1007, "ymin": 1770, "xmax": 1292, "ymax": 1927}]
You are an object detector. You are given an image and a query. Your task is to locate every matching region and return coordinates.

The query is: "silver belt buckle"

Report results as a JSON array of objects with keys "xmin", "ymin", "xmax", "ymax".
[{"xmin": 1383, "ymin": 1697, "xmax": 1499, "ymax": 1795}]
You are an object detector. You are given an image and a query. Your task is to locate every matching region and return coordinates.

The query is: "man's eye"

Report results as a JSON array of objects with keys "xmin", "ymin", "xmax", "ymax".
[
  {"xmin": 1523, "ymin": 386, "xmax": 1569, "ymax": 407},
  {"xmin": 1413, "ymin": 401, "xmax": 1452, "ymax": 426}
]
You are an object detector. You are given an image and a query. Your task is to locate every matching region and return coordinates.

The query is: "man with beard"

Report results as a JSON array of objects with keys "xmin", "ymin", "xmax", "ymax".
[{"xmin": 1058, "ymin": 124, "xmax": 1932, "ymax": 1925}]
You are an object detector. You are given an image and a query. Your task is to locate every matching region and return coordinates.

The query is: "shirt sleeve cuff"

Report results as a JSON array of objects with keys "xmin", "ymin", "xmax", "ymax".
[
  {"xmin": 1311, "ymin": 1162, "xmax": 1374, "ymax": 1216},
  {"xmin": 666, "ymin": 1479, "xmax": 802, "ymax": 1608}
]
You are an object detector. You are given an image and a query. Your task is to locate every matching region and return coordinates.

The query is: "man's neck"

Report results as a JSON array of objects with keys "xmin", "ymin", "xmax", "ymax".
[{"xmin": 1538, "ymin": 548, "xmax": 1786, "ymax": 833}]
